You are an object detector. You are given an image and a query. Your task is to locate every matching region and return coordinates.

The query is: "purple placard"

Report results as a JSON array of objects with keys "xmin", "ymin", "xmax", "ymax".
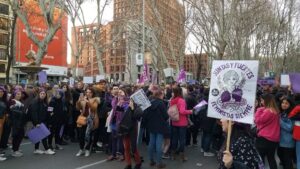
[
  {"xmin": 27, "ymin": 123, "xmax": 50, "ymax": 144},
  {"xmin": 289, "ymin": 73, "xmax": 300, "ymax": 94},
  {"xmin": 38, "ymin": 71, "xmax": 47, "ymax": 85}
]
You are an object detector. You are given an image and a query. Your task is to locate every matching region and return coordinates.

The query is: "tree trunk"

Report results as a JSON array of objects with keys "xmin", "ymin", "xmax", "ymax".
[
  {"xmin": 6, "ymin": 13, "xmax": 17, "ymax": 83},
  {"xmin": 35, "ymin": 45, "xmax": 48, "ymax": 65}
]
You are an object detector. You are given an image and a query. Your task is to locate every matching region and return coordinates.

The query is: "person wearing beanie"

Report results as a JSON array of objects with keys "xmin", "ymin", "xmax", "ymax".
[
  {"xmin": 9, "ymin": 89, "xmax": 26, "ymax": 157},
  {"xmin": 28, "ymin": 89, "xmax": 55, "ymax": 155}
]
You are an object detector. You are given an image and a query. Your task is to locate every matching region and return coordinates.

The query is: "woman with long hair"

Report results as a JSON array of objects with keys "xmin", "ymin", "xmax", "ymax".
[
  {"xmin": 107, "ymin": 88, "xmax": 127, "ymax": 161},
  {"xmin": 75, "ymin": 87, "xmax": 99, "ymax": 157},
  {"xmin": 277, "ymin": 96, "xmax": 295, "ymax": 169},
  {"xmin": 28, "ymin": 88, "xmax": 55, "ymax": 155},
  {"xmin": 170, "ymin": 86, "xmax": 192, "ymax": 161},
  {"xmin": 255, "ymin": 94, "xmax": 280, "ymax": 169}
]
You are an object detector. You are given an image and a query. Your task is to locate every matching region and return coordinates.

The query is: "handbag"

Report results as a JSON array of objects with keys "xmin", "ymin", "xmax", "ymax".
[
  {"xmin": 167, "ymin": 104, "xmax": 179, "ymax": 121},
  {"xmin": 76, "ymin": 115, "xmax": 87, "ymax": 126}
]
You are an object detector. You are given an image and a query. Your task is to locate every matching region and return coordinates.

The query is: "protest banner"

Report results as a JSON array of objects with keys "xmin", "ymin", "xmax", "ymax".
[
  {"xmin": 207, "ymin": 60, "xmax": 259, "ymax": 124},
  {"xmin": 96, "ymin": 75, "xmax": 105, "ymax": 82},
  {"xmin": 83, "ymin": 76, "xmax": 93, "ymax": 84},
  {"xmin": 280, "ymin": 74, "xmax": 290, "ymax": 87},
  {"xmin": 289, "ymin": 73, "xmax": 300, "ymax": 94},
  {"xmin": 38, "ymin": 71, "xmax": 47, "ymax": 85},
  {"xmin": 130, "ymin": 89, "xmax": 151, "ymax": 111}
]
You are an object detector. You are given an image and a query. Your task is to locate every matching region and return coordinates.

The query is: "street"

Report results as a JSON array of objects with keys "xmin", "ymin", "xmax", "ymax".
[{"xmin": 0, "ymin": 140, "xmax": 219, "ymax": 169}]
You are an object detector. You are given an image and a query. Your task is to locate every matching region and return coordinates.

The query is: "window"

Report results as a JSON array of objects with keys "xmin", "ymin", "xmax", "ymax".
[
  {"xmin": 0, "ymin": 4, "xmax": 9, "ymax": 15},
  {"xmin": 0, "ymin": 33, "xmax": 8, "ymax": 45},
  {"xmin": 0, "ymin": 64, "xmax": 4, "ymax": 73},
  {"xmin": 121, "ymin": 73, "xmax": 125, "ymax": 81},
  {"xmin": 0, "ymin": 18, "xmax": 8, "ymax": 31},
  {"xmin": 0, "ymin": 48, "xmax": 6, "ymax": 60}
]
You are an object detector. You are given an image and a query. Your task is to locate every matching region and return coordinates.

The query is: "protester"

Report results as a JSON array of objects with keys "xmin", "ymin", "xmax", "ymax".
[
  {"xmin": 143, "ymin": 87, "xmax": 169, "ymax": 168},
  {"xmin": 48, "ymin": 89, "xmax": 68, "ymax": 150},
  {"xmin": 107, "ymin": 88, "xmax": 127, "ymax": 161},
  {"xmin": 0, "ymin": 86, "xmax": 7, "ymax": 161},
  {"xmin": 28, "ymin": 88, "xmax": 55, "ymax": 155},
  {"xmin": 118, "ymin": 89, "xmax": 143, "ymax": 169},
  {"xmin": 9, "ymin": 89, "xmax": 26, "ymax": 157},
  {"xmin": 170, "ymin": 86, "xmax": 192, "ymax": 162},
  {"xmin": 288, "ymin": 93, "xmax": 300, "ymax": 169},
  {"xmin": 75, "ymin": 87, "xmax": 100, "ymax": 157},
  {"xmin": 278, "ymin": 96, "xmax": 295, "ymax": 169},
  {"xmin": 219, "ymin": 119, "xmax": 264, "ymax": 169},
  {"xmin": 255, "ymin": 94, "xmax": 280, "ymax": 169}
]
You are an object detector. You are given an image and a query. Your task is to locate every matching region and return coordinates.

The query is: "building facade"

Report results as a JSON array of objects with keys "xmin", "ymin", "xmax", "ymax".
[
  {"xmin": 113, "ymin": 0, "xmax": 185, "ymax": 82},
  {"xmin": 0, "ymin": 1, "xmax": 11, "ymax": 83},
  {"xmin": 184, "ymin": 54, "xmax": 209, "ymax": 80}
]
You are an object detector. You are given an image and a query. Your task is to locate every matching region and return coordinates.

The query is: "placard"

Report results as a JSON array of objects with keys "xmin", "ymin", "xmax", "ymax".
[
  {"xmin": 207, "ymin": 60, "xmax": 259, "ymax": 124},
  {"xmin": 289, "ymin": 73, "xmax": 300, "ymax": 93},
  {"xmin": 130, "ymin": 89, "xmax": 151, "ymax": 111},
  {"xmin": 96, "ymin": 75, "xmax": 105, "ymax": 82},
  {"xmin": 83, "ymin": 76, "xmax": 93, "ymax": 84},
  {"xmin": 280, "ymin": 74, "xmax": 290, "ymax": 86}
]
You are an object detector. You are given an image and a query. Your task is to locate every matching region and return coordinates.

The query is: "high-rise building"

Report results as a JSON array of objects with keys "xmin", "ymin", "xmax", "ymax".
[
  {"xmin": 71, "ymin": 0, "xmax": 185, "ymax": 83},
  {"xmin": 71, "ymin": 22, "xmax": 114, "ymax": 78},
  {"xmin": 0, "ymin": 1, "xmax": 11, "ymax": 83},
  {"xmin": 113, "ymin": 0, "xmax": 185, "ymax": 82},
  {"xmin": 184, "ymin": 54, "xmax": 209, "ymax": 80}
]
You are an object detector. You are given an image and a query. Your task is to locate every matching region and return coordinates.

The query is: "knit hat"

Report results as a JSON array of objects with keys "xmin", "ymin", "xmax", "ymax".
[{"xmin": 0, "ymin": 86, "xmax": 5, "ymax": 92}]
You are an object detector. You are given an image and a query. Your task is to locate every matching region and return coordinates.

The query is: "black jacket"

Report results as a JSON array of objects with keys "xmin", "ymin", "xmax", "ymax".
[
  {"xmin": 49, "ymin": 97, "xmax": 67, "ymax": 124},
  {"xmin": 28, "ymin": 98, "xmax": 49, "ymax": 126},
  {"xmin": 143, "ymin": 98, "xmax": 169, "ymax": 135}
]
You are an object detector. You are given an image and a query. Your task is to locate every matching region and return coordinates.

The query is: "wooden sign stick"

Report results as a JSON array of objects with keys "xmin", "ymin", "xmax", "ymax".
[{"xmin": 226, "ymin": 120, "xmax": 232, "ymax": 152}]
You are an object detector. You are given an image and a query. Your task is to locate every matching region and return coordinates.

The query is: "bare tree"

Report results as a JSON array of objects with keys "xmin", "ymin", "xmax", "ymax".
[{"xmin": 7, "ymin": 0, "xmax": 66, "ymax": 65}]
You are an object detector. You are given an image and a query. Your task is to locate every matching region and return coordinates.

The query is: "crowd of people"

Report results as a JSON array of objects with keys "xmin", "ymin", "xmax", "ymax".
[{"xmin": 0, "ymin": 80, "xmax": 299, "ymax": 169}]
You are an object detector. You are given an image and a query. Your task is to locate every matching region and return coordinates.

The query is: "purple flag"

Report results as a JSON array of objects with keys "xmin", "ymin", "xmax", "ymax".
[
  {"xmin": 289, "ymin": 73, "xmax": 300, "ymax": 94},
  {"xmin": 27, "ymin": 123, "xmax": 50, "ymax": 144},
  {"xmin": 38, "ymin": 71, "xmax": 47, "ymax": 85},
  {"xmin": 138, "ymin": 64, "xmax": 149, "ymax": 83},
  {"xmin": 176, "ymin": 68, "xmax": 186, "ymax": 83}
]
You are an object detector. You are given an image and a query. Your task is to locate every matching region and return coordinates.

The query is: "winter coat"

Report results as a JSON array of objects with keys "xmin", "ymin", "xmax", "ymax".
[
  {"xmin": 279, "ymin": 112, "xmax": 295, "ymax": 148},
  {"xmin": 143, "ymin": 98, "xmax": 169, "ymax": 135},
  {"xmin": 254, "ymin": 107, "xmax": 280, "ymax": 142},
  {"xmin": 49, "ymin": 97, "xmax": 67, "ymax": 125},
  {"xmin": 9, "ymin": 99, "xmax": 26, "ymax": 136},
  {"xmin": 28, "ymin": 98, "xmax": 49, "ymax": 126},
  {"xmin": 288, "ymin": 105, "xmax": 300, "ymax": 140},
  {"xmin": 170, "ymin": 97, "xmax": 192, "ymax": 127}
]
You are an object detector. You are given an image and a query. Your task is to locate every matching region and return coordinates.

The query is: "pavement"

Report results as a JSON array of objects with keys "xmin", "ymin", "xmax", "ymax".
[{"xmin": 0, "ymin": 139, "xmax": 219, "ymax": 169}]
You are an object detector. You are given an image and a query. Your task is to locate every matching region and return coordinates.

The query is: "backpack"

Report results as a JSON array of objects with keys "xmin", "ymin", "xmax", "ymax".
[{"xmin": 168, "ymin": 104, "xmax": 179, "ymax": 121}]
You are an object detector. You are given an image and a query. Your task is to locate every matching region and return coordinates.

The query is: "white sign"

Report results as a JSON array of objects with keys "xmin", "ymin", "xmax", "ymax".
[
  {"xmin": 130, "ymin": 89, "xmax": 151, "ymax": 111},
  {"xmin": 83, "ymin": 76, "xmax": 93, "ymax": 84},
  {"xmin": 136, "ymin": 53, "xmax": 144, "ymax": 66},
  {"xmin": 69, "ymin": 77, "xmax": 75, "ymax": 87},
  {"xmin": 280, "ymin": 74, "xmax": 290, "ymax": 86},
  {"xmin": 207, "ymin": 60, "xmax": 259, "ymax": 124},
  {"xmin": 163, "ymin": 68, "xmax": 173, "ymax": 77},
  {"xmin": 96, "ymin": 75, "xmax": 105, "ymax": 82}
]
